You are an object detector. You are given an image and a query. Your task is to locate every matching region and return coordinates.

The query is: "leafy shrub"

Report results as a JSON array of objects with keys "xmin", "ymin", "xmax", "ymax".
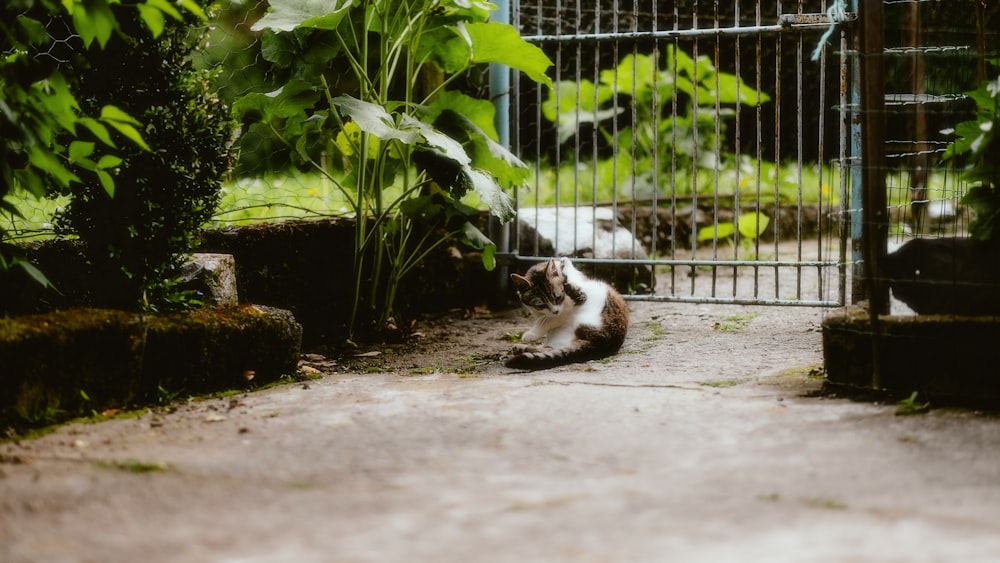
[
  {"xmin": 52, "ymin": 3, "xmax": 234, "ymax": 310},
  {"xmin": 237, "ymin": 0, "xmax": 552, "ymax": 340},
  {"xmin": 0, "ymin": 0, "xmax": 194, "ymax": 286},
  {"xmin": 542, "ymin": 45, "xmax": 770, "ymax": 198},
  {"xmin": 944, "ymin": 73, "xmax": 1000, "ymax": 240}
]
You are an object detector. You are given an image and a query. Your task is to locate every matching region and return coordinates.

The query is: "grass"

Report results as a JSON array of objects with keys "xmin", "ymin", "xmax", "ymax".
[
  {"xmin": 699, "ymin": 379, "xmax": 742, "ymax": 388},
  {"xmin": 714, "ymin": 312, "xmax": 759, "ymax": 331},
  {"xmin": 2, "ymin": 157, "xmax": 966, "ymax": 243},
  {"xmin": 94, "ymin": 459, "xmax": 169, "ymax": 473},
  {"xmin": 519, "ymin": 154, "xmax": 843, "ymax": 208}
]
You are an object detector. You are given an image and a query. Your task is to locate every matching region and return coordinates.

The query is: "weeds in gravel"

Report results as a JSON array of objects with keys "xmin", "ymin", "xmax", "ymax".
[
  {"xmin": 896, "ymin": 392, "xmax": 931, "ymax": 416},
  {"xmin": 714, "ymin": 312, "xmax": 759, "ymax": 331},
  {"xmin": 699, "ymin": 379, "xmax": 741, "ymax": 388},
  {"xmin": 94, "ymin": 459, "xmax": 169, "ymax": 473}
]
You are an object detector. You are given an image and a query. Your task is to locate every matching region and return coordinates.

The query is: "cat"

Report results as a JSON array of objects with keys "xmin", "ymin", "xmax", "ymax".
[{"xmin": 506, "ymin": 256, "xmax": 629, "ymax": 369}]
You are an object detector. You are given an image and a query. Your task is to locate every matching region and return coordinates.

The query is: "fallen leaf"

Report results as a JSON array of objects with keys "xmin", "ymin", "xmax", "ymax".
[
  {"xmin": 203, "ymin": 414, "xmax": 226, "ymax": 423},
  {"xmin": 354, "ymin": 351, "xmax": 381, "ymax": 357},
  {"xmin": 300, "ymin": 365, "xmax": 322, "ymax": 376}
]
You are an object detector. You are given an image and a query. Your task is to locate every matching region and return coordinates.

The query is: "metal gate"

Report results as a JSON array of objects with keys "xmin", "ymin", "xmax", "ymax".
[{"xmin": 501, "ymin": 0, "xmax": 854, "ymax": 307}]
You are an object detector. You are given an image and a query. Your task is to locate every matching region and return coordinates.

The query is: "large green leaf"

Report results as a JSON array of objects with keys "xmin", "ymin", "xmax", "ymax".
[
  {"xmin": 736, "ymin": 212, "xmax": 770, "ymax": 239},
  {"xmin": 232, "ymin": 80, "xmax": 319, "ymax": 122},
  {"xmin": 462, "ymin": 22, "xmax": 552, "ymax": 87},
  {"xmin": 70, "ymin": 0, "xmax": 116, "ymax": 47},
  {"xmin": 431, "ymin": 108, "xmax": 528, "ymax": 191},
  {"xmin": 251, "ymin": 0, "xmax": 354, "ymax": 32},
  {"xmin": 414, "ymin": 26, "xmax": 472, "ymax": 74},
  {"xmin": 461, "ymin": 220, "xmax": 497, "ymax": 271},
  {"xmin": 541, "ymin": 80, "xmax": 620, "ymax": 144},
  {"xmin": 464, "ymin": 167, "xmax": 514, "ymax": 222},
  {"xmin": 334, "ymin": 96, "xmax": 421, "ymax": 145},
  {"xmin": 100, "ymin": 105, "xmax": 150, "ymax": 151},
  {"xmin": 600, "ymin": 53, "xmax": 657, "ymax": 96}
]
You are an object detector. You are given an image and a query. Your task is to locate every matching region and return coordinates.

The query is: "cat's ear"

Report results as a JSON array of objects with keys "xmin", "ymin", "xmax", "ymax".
[
  {"xmin": 510, "ymin": 273, "xmax": 531, "ymax": 293},
  {"xmin": 546, "ymin": 258, "xmax": 560, "ymax": 276}
]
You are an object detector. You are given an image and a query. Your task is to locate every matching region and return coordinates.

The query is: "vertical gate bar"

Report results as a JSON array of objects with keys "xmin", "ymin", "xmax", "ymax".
[
  {"xmin": 732, "ymin": 0, "xmax": 741, "ymax": 296},
  {"xmin": 670, "ymin": 8, "xmax": 680, "ymax": 297},
  {"xmin": 573, "ymin": 0, "xmax": 583, "ymax": 256},
  {"xmin": 511, "ymin": 0, "xmax": 521, "ymax": 258},
  {"xmin": 689, "ymin": 1, "xmax": 700, "ymax": 298},
  {"xmin": 610, "ymin": 0, "xmax": 620, "ymax": 271},
  {"xmin": 531, "ymin": 0, "xmax": 544, "ymax": 257},
  {"xmin": 650, "ymin": 0, "xmax": 660, "ymax": 293},
  {"xmin": 754, "ymin": 1, "xmax": 763, "ymax": 299},
  {"xmin": 627, "ymin": 0, "xmax": 642, "ymax": 291},
  {"xmin": 849, "ymin": 0, "xmax": 864, "ymax": 303},
  {"xmin": 771, "ymin": 0, "xmax": 782, "ymax": 300},
  {"xmin": 838, "ymin": 1, "xmax": 850, "ymax": 307},
  {"xmin": 552, "ymin": 0, "xmax": 562, "ymax": 255},
  {"xmin": 592, "ymin": 0, "xmax": 602, "ymax": 254},
  {"xmin": 816, "ymin": 0, "xmax": 828, "ymax": 303},
  {"xmin": 795, "ymin": 0, "xmax": 805, "ymax": 301},
  {"xmin": 711, "ymin": 0, "xmax": 721, "ymax": 299}
]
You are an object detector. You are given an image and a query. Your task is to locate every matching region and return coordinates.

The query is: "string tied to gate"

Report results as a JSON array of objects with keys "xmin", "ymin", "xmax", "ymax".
[{"xmin": 810, "ymin": 0, "xmax": 849, "ymax": 62}]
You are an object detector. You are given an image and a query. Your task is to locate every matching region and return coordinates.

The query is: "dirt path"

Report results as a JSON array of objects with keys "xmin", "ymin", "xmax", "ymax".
[{"xmin": 3, "ymin": 302, "xmax": 1000, "ymax": 562}]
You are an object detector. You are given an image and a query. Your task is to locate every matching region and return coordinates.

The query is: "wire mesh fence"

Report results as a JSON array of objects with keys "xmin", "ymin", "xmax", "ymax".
[{"xmin": 871, "ymin": 0, "xmax": 1000, "ymax": 315}]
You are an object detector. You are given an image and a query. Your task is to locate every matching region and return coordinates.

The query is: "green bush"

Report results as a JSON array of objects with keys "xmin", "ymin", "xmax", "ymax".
[
  {"xmin": 52, "ymin": 3, "xmax": 235, "ymax": 311},
  {"xmin": 0, "ymin": 0, "xmax": 193, "ymax": 286}
]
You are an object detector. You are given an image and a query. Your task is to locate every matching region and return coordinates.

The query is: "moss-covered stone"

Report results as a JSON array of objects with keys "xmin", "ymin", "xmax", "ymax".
[
  {"xmin": 823, "ymin": 306, "xmax": 1000, "ymax": 406},
  {"xmin": 0, "ymin": 305, "xmax": 301, "ymax": 429}
]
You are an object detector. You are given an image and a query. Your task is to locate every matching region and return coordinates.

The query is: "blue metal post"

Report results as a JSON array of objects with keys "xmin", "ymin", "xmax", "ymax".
[{"xmin": 489, "ymin": 0, "xmax": 513, "ymax": 306}]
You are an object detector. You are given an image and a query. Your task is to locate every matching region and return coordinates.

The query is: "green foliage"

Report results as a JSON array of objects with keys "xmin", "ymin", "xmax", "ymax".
[
  {"xmin": 237, "ymin": 0, "xmax": 552, "ymax": 339},
  {"xmin": 543, "ymin": 45, "xmax": 770, "ymax": 191},
  {"xmin": 0, "ymin": 0, "xmax": 206, "ymax": 286},
  {"xmin": 944, "ymin": 72, "xmax": 1000, "ymax": 241},
  {"xmin": 895, "ymin": 391, "xmax": 930, "ymax": 416},
  {"xmin": 51, "ymin": 2, "xmax": 235, "ymax": 311},
  {"xmin": 698, "ymin": 211, "xmax": 771, "ymax": 259}
]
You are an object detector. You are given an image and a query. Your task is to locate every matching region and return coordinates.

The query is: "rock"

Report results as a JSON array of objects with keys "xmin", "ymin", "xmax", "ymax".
[
  {"xmin": 178, "ymin": 253, "xmax": 239, "ymax": 306},
  {"xmin": 884, "ymin": 237, "xmax": 1000, "ymax": 315},
  {"xmin": 516, "ymin": 207, "xmax": 656, "ymax": 293}
]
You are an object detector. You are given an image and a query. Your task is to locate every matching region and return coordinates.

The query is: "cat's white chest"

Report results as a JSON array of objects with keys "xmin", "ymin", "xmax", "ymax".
[{"xmin": 538, "ymin": 280, "xmax": 607, "ymax": 349}]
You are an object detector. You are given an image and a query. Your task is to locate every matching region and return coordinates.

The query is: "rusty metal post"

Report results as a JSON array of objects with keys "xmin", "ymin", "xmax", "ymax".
[{"xmin": 859, "ymin": 0, "xmax": 889, "ymax": 388}]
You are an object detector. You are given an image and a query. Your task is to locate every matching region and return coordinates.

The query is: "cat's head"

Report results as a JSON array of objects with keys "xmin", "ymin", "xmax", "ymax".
[{"xmin": 510, "ymin": 258, "xmax": 566, "ymax": 316}]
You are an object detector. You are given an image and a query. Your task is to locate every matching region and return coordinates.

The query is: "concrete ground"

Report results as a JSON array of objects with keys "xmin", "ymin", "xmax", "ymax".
[{"xmin": 3, "ymin": 302, "xmax": 1000, "ymax": 562}]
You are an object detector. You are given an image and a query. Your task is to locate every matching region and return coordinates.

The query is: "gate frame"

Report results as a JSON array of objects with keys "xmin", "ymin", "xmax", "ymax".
[{"xmin": 492, "ymin": 0, "xmax": 858, "ymax": 308}]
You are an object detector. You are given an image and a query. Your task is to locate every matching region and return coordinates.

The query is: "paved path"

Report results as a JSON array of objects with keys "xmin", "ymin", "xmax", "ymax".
[{"xmin": 3, "ymin": 303, "xmax": 1000, "ymax": 562}]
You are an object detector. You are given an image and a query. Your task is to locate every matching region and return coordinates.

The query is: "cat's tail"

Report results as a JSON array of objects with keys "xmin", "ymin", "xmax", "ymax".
[{"xmin": 505, "ymin": 344, "xmax": 603, "ymax": 370}]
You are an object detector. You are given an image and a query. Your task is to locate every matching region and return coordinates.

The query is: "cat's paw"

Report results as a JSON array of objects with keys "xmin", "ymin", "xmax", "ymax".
[
  {"xmin": 559, "ymin": 256, "xmax": 572, "ymax": 271},
  {"xmin": 520, "ymin": 329, "xmax": 544, "ymax": 342},
  {"xmin": 512, "ymin": 343, "xmax": 547, "ymax": 354}
]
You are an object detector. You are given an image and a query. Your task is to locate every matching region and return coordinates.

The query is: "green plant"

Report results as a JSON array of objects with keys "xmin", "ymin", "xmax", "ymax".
[
  {"xmin": 713, "ymin": 312, "xmax": 759, "ymax": 331},
  {"xmin": 944, "ymin": 72, "xmax": 1000, "ymax": 240},
  {"xmin": 895, "ymin": 391, "xmax": 930, "ymax": 416},
  {"xmin": 50, "ymin": 1, "xmax": 234, "ymax": 311},
  {"xmin": 0, "ymin": 0, "xmax": 204, "ymax": 286},
  {"xmin": 542, "ymin": 45, "xmax": 770, "ymax": 199},
  {"xmin": 697, "ymin": 211, "xmax": 771, "ymax": 259},
  {"xmin": 236, "ymin": 0, "xmax": 552, "ymax": 341}
]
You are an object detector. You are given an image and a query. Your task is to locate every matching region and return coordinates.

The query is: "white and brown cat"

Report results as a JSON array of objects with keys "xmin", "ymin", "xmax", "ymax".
[{"xmin": 506, "ymin": 257, "xmax": 629, "ymax": 369}]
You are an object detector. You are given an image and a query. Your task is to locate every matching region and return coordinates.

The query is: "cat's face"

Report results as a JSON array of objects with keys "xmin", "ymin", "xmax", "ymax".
[{"xmin": 511, "ymin": 259, "xmax": 566, "ymax": 317}]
